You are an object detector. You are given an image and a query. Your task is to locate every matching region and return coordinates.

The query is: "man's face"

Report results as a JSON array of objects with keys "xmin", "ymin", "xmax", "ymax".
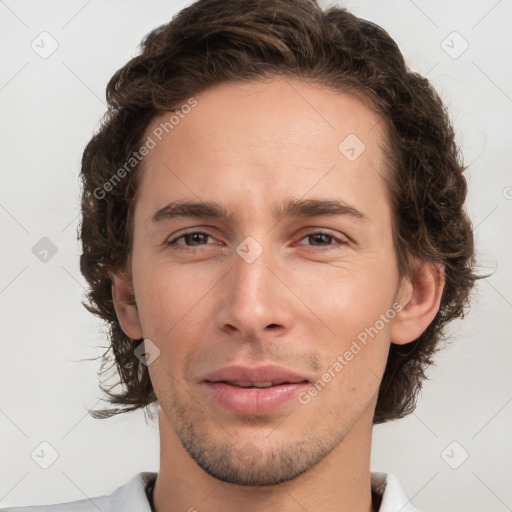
[{"xmin": 122, "ymin": 77, "xmax": 410, "ymax": 485}]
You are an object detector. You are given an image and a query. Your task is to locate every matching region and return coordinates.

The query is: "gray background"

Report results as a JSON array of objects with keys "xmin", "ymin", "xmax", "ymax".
[{"xmin": 1, "ymin": 0, "xmax": 511, "ymax": 510}]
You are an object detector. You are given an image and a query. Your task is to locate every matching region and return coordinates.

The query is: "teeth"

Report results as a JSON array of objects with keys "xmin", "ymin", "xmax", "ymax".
[
  {"xmin": 229, "ymin": 381, "xmax": 274, "ymax": 388},
  {"xmin": 252, "ymin": 381, "xmax": 274, "ymax": 388}
]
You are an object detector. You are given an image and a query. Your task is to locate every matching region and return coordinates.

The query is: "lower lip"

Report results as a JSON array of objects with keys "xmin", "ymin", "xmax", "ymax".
[{"xmin": 204, "ymin": 382, "xmax": 309, "ymax": 415}]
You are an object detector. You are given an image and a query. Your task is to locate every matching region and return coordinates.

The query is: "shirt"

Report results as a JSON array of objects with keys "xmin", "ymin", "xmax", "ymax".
[{"xmin": 2, "ymin": 471, "xmax": 420, "ymax": 511}]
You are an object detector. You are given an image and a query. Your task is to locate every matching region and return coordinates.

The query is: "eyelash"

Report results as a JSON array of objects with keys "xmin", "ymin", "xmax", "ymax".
[{"xmin": 166, "ymin": 230, "xmax": 348, "ymax": 250}]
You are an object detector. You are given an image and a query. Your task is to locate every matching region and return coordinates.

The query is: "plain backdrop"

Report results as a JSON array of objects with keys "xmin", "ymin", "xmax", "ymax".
[{"xmin": 1, "ymin": 1, "xmax": 511, "ymax": 510}]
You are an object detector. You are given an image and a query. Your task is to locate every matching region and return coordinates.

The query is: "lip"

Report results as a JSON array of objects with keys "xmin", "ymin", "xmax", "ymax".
[
  {"xmin": 204, "ymin": 381, "xmax": 309, "ymax": 415},
  {"xmin": 202, "ymin": 364, "xmax": 310, "ymax": 415},
  {"xmin": 202, "ymin": 364, "xmax": 310, "ymax": 385}
]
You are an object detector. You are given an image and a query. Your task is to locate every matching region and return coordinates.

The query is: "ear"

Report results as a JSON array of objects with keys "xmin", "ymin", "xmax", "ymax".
[
  {"xmin": 110, "ymin": 269, "xmax": 143, "ymax": 340},
  {"xmin": 390, "ymin": 260, "xmax": 445, "ymax": 345}
]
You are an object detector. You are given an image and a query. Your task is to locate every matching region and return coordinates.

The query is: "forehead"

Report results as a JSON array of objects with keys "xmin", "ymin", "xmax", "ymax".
[{"xmin": 135, "ymin": 77, "xmax": 391, "ymax": 223}]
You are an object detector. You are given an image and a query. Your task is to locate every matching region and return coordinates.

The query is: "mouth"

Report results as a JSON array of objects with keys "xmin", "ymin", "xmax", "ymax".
[
  {"xmin": 203, "ymin": 381, "xmax": 310, "ymax": 415},
  {"xmin": 209, "ymin": 380, "xmax": 309, "ymax": 388},
  {"xmin": 202, "ymin": 364, "xmax": 311, "ymax": 386},
  {"xmin": 202, "ymin": 364, "xmax": 311, "ymax": 415}
]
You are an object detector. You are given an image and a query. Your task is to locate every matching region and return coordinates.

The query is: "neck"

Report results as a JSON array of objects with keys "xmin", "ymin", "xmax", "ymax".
[{"xmin": 152, "ymin": 405, "xmax": 377, "ymax": 512}]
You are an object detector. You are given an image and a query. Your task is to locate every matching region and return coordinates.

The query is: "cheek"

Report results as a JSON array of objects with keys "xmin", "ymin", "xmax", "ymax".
[
  {"xmin": 302, "ymin": 292, "xmax": 392, "ymax": 419},
  {"xmin": 300, "ymin": 257, "xmax": 399, "ymax": 337},
  {"xmin": 135, "ymin": 271, "xmax": 203, "ymax": 389},
  {"xmin": 133, "ymin": 263, "xmax": 220, "ymax": 344},
  {"xmin": 299, "ymin": 335, "xmax": 386, "ymax": 431},
  {"xmin": 293, "ymin": 256, "xmax": 398, "ymax": 396}
]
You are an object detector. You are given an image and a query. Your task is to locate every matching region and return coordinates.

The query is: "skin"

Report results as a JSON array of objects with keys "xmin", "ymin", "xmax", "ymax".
[{"xmin": 111, "ymin": 77, "xmax": 444, "ymax": 512}]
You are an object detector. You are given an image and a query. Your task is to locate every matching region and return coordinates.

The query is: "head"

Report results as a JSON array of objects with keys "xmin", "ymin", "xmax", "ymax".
[{"xmin": 79, "ymin": 0, "xmax": 481, "ymax": 482}]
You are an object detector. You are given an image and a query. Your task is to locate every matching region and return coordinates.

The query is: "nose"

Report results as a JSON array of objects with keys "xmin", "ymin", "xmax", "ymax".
[{"xmin": 215, "ymin": 239, "xmax": 294, "ymax": 341}]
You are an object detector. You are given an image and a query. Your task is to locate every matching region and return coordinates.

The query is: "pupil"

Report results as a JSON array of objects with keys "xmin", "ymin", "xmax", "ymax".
[
  {"xmin": 311, "ymin": 234, "xmax": 331, "ymax": 245},
  {"xmin": 187, "ymin": 233, "xmax": 207, "ymax": 245}
]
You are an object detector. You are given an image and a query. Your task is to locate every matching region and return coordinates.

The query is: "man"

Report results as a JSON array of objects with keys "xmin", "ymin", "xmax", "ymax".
[{"xmin": 4, "ymin": 0, "xmax": 480, "ymax": 510}]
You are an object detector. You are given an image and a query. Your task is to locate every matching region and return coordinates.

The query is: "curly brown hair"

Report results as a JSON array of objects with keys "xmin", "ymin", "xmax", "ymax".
[{"xmin": 79, "ymin": 0, "xmax": 485, "ymax": 423}]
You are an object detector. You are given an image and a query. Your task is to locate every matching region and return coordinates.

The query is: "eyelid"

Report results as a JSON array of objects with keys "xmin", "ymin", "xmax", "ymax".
[
  {"xmin": 166, "ymin": 228, "xmax": 349, "ymax": 249},
  {"xmin": 295, "ymin": 228, "xmax": 349, "ymax": 246},
  {"xmin": 166, "ymin": 229, "xmax": 216, "ymax": 245}
]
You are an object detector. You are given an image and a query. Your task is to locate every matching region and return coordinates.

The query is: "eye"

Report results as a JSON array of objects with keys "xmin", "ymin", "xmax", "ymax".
[
  {"xmin": 297, "ymin": 231, "xmax": 348, "ymax": 248},
  {"xmin": 167, "ymin": 231, "xmax": 216, "ymax": 248},
  {"xmin": 166, "ymin": 230, "xmax": 348, "ymax": 251}
]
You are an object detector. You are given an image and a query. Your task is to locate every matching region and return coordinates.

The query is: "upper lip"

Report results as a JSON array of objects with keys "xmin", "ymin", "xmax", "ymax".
[{"xmin": 203, "ymin": 364, "xmax": 310, "ymax": 384}]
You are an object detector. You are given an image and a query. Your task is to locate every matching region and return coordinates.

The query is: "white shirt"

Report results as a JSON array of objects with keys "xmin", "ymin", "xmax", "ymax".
[{"xmin": 2, "ymin": 471, "xmax": 420, "ymax": 511}]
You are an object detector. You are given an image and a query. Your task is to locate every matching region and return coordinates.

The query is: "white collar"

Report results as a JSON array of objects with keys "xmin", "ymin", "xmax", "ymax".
[
  {"xmin": 371, "ymin": 471, "xmax": 420, "ymax": 512},
  {"xmin": 3, "ymin": 471, "xmax": 420, "ymax": 511},
  {"xmin": 113, "ymin": 471, "xmax": 420, "ymax": 512}
]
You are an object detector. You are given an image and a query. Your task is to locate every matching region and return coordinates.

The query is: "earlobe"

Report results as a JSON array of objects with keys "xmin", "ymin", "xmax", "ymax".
[
  {"xmin": 390, "ymin": 261, "xmax": 445, "ymax": 345},
  {"xmin": 110, "ymin": 270, "xmax": 143, "ymax": 340}
]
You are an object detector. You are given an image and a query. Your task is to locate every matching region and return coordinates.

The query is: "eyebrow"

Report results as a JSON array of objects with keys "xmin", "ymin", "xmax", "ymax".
[{"xmin": 151, "ymin": 198, "xmax": 369, "ymax": 224}]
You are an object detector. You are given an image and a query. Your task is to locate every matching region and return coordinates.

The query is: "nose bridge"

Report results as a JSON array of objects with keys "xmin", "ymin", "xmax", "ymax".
[
  {"xmin": 232, "ymin": 237, "xmax": 274, "ymax": 309},
  {"xmin": 219, "ymin": 235, "xmax": 288, "ymax": 335}
]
